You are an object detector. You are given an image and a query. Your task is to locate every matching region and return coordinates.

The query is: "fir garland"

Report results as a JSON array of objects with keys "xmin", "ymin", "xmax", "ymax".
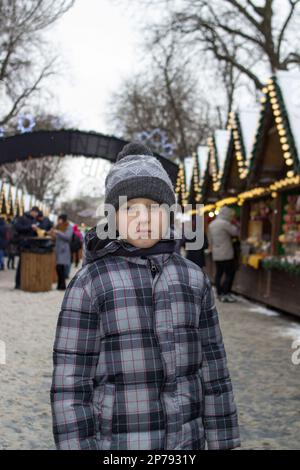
[{"xmin": 262, "ymin": 256, "xmax": 300, "ymax": 276}]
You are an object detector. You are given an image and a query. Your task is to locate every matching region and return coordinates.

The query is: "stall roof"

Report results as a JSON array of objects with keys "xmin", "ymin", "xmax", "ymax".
[
  {"xmin": 238, "ymin": 107, "xmax": 260, "ymax": 160},
  {"xmin": 197, "ymin": 146, "xmax": 209, "ymax": 183},
  {"xmin": 215, "ymin": 130, "xmax": 231, "ymax": 175}
]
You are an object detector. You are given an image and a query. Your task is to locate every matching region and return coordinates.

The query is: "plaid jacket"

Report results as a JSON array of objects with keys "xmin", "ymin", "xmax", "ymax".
[{"xmin": 50, "ymin": 232, "xmax": 240, "ymax": 450}]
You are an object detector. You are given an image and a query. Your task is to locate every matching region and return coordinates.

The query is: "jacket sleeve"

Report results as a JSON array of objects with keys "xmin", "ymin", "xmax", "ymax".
[
  {"xmin": 199, "ymin": 273, "xmax": 241, "ymax": 450},
  {"xmin": 225, "ymin": 222, "xmax": 239, "ymax": 238},
  {"xmin": 50, "ymin": 272, "xmax": 101, "ymax": 450},
  {"xmin": 55, "ymin": 225, "xmax": 73, "ymax": 242},
  {"xmin": 0, "ymin": 224, "xmax": 6, "ymax": 239},
  {"xmin": 15, "ymin": 217, "xmax": 32, "ymax": 234}
]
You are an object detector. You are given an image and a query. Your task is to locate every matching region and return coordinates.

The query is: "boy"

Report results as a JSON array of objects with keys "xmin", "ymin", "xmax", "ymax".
[{"xmin": 50, "ymin": 142, "xmax": 240, "ymax": 450}]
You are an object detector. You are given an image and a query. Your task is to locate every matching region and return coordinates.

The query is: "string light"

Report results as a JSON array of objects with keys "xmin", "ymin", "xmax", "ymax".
[
  {"xmin": 226, "ymin": 111, "xmax": 249, "ymax": 180},
  {"xmin": 187, "ymin": 76, "xmax": 300, "ymax": 213},
  {"xmin": 0, "ymin": 183, "xmax": 51, "ymax": 219}
]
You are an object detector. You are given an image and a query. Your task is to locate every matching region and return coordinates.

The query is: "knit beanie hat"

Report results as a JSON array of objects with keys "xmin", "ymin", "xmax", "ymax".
[{"xmin": 104, "ymin": 142, "xmax": 176, "ymax": 211}]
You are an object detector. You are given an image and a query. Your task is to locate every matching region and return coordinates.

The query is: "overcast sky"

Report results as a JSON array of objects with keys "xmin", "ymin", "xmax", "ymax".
[
  {"xmin": 45, "ymin": 0, "xmax": 145, "ymax": 200},
  {"xmin": 49, "ymin": 0, "xmax": 142, "ymax": 133}
]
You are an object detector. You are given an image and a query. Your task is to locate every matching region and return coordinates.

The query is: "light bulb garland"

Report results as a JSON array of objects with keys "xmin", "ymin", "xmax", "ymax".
[
  {"xmin": 175, "ymin": 162, "xmax": 188, "ymax": 207},
  {"xmin": 0, "ymin": 183, "xmax": 50, "ymax": 219},
  {"xmin": 207, "ymin": 136, "xmax": 222, "ymax": 192},
  {"xmin": 191, "ymin": 151, "xmax": 202, "ymax": 203},
  {"xmin": 190, "ymin": 172, "xmax": 300, "ymax": 216},
  {"xmin": 226, "ymin": 112, "xmax": 249, "ymax": 181},
  {"xmin": 248, "ymin": 76, "xmax": 298, "ymax": 181}
]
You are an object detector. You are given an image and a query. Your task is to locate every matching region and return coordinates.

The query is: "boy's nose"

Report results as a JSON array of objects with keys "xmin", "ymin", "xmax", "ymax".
[{"xmin": 138, "ymin": 207, "xmax": 150, "ymax": 222}]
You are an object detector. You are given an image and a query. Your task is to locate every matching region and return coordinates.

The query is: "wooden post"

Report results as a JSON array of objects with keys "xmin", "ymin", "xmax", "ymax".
[
  {"xmin": 240, "ymin": 201, "xmax": 250, "ymax": 240},
  {"xmin": 271, "ymin": 194, "xmax": 282, "ymax": 256}
]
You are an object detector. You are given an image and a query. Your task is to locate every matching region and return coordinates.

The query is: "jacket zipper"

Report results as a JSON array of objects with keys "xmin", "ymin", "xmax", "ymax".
[{"xmin": 147, "ymin": 258, "xmax": 168, "ymax": 401}]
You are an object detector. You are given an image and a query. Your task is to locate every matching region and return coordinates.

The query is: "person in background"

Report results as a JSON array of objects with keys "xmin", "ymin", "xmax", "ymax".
[
  {"xmin": 208, "ymin": 206, "xmax": 240, "ymax": 303},
  {"xmin": 71, "ymin": 224, "xmax": 83, "ymax": 268},
  {"xmin": 49, "ymin": 214, "xmax": 73, "ymax": 291},
  {"xmin": 37, "ymin": 210, "xmax": 53, "ymax": 232},
  {"xmin": 5, "ymin": 217, "xmax": 18, "ymax": 269},
  {"xmin": 14, "ymin": 206, "xmax": 39, "ymax": 288},
  {"xmin": 184, "ymin": 216, "xmax": 209, "ymax": 269},
  {"xmin": 0, "ymin": 217, "xmax": 7, "ymax": 271},
  {"xmin": 185, "ymin": 233, "xmax": 209, "ymax": 269}
]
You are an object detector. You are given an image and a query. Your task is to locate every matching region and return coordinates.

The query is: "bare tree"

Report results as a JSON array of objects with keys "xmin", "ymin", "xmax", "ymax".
[
  {"xmin": 107, "ymin": 40, "xmax": 219, "ymax": 159},
  {"xmin": 147, "ymin": 0, "xmax": 300, "ymax": 91},
  {"xmin": 59, "ymin": 194, "xmax": 105, "ymax": 226},
  {"xmin": 0, "ymin": 0, "xmax": 75, "ymax": 126}
]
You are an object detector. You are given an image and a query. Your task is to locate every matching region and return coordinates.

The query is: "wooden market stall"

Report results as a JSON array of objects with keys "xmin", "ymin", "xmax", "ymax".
[
  {"xmin": 230, "ymin": 72, "xmax": 300, "ymax": 317},
  {"xmin": 187, "ymin": 73, "xmax": 300, "ymax": 317}
]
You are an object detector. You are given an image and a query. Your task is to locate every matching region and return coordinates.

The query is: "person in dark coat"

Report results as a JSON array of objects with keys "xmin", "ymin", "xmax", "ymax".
[
  {"xmin": 50, "ymin": 143, "xmax": 240, "ymax": 451},
  {"xmin": 185, "ymin": 232, "xmax": 208, "ymax": 268},
  {"xmin": 36, "ymin": 210, "xmax": 53, "ymax": 232},
  {"xmin": 5, "ymin": 217, "xmax": 18, "ymax": 269},
  {"xmin": 184, "ymin": 216, "xmax": 209, "ymax": 269},
  {"xmin": 0, "ymin": 217, "xmax": 7, "ymax": 270},
  {"xmin": 14, "ymin": 206, "xmax": 39, "ymax": 288}
]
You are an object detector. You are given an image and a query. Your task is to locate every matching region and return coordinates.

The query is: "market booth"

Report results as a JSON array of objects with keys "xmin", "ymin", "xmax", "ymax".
[
  {"xmin": 187, "ymin": 72, "xmax": 300, "ymax": 317},
  {"xmin": 224, "ymin": 72, "xmax": 300, "ymax": 317}
]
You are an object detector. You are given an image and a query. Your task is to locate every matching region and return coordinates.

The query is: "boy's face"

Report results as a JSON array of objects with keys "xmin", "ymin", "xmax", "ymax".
[{"xmin": 116, "ymin": 198, "xmax": 169, "ymax": 248}]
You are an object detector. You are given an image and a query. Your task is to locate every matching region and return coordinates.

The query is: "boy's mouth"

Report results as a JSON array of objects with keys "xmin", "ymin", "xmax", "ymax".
[{"xmin": 135, "ymin": 230, "xmax": 152, "ymax": 238}]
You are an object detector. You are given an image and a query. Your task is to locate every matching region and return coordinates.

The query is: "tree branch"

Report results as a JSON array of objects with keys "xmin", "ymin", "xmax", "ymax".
[{"xmin": 277, "ymin": 0, "xmax": 300, "ymax": 57}]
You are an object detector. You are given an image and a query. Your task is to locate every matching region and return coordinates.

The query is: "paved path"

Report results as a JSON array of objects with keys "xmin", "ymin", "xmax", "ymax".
[{"xmin": 0, "ymin": 267, "xmax": 299, "ymax": 450}]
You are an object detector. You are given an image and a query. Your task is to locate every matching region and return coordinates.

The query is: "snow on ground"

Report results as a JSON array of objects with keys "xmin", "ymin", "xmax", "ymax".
[{"xmin": 1, "ymin": 265, "xmax": 300, "ymax": 450}]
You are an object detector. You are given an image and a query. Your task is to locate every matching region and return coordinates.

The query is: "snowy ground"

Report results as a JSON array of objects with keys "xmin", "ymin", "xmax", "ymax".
[{"xmin": 0, "ymin": 266, "xmax": 299, "ymax": 450}]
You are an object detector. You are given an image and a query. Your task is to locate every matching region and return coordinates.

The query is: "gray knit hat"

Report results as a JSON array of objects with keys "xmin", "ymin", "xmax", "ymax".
[{"xmin": 104, "ymin": 142, "xmax": 176, "ymax": 210}]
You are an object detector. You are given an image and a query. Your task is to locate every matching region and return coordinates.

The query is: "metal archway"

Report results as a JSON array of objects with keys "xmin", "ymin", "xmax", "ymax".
[{"xmin": 0, "ymin": 129, "xmax": 178, "ymax": 185}]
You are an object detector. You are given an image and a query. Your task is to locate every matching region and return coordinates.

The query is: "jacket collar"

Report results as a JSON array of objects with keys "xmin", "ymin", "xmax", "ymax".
[{"xmin": 82, "ymin": 223, "xmax": 177, "ymax": 267}]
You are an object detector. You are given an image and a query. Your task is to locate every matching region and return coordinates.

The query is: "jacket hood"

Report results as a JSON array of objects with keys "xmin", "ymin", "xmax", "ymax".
[
  {"xmin": 82, "ymin": 222, "xmax": 178, "ymax": 266},
  {"xmin": 217, "ymin": 206, "xmax": 234, "ymax": 221}
]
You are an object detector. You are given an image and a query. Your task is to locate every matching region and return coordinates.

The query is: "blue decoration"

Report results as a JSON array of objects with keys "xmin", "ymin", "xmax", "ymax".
[
  {"xmin": 17, "ymin": 114, "xmax": 36, "ymax": 133},
  {"xmin": 135, "ymin": 128, "xmax": 176, "ymax": 158}
]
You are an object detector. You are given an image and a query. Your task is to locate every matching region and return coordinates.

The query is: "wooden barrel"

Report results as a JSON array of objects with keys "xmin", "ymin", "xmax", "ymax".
[
  {"xmin": 52, "ymin": 251, "xmax": 58, "ymax": 284},
  {"xmin": 20, "ymin": 251, "xmax": 54, "ymax": 292}
]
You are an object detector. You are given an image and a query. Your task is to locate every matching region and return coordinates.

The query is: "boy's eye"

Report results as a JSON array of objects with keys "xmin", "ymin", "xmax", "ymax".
[
  {"xmin": 126, "ymin": 203, "xmax": 160, "ymax": 214},
  {"xmin": 127, "ymin": 206, "xmax": 139, "ymax": 213}
]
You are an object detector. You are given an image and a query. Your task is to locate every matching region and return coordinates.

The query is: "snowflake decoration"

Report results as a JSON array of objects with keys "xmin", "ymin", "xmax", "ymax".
[
  {"xmin": 135, "ymin": 128, "xmax": 176, "ymax": 158},
  {"xmin": 17, "ymin": 114, "xmax": 36, "ymax": 134}
]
